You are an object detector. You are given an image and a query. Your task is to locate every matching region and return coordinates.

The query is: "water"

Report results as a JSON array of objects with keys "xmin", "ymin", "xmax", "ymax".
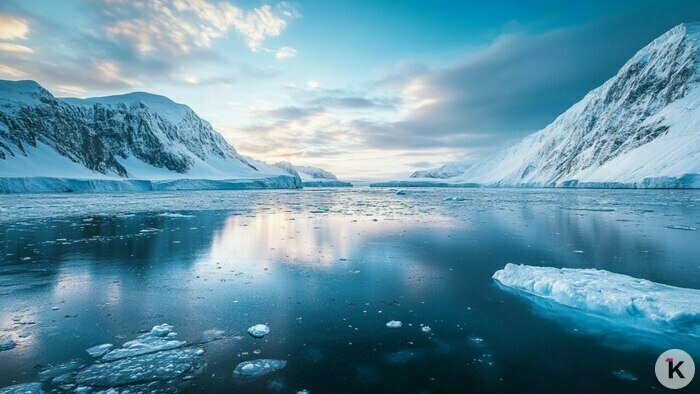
[{"xmin": 0, "ymin": 188, "xmax": 698, "ymax": 393}]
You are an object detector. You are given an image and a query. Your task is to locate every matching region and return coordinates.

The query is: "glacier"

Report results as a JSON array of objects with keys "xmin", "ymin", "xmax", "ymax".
[
  {"xmin": 493, "ymin": 263, "xmax": 700, "ymax": 337},
  {"xmin": 0, "ymin": 80, "xmax": 302, "ymax": 193},
  {"xmin": 274, "ymin": 162, "xmax": 352, "ymax": 187},
  {"xmin": 374, "ymin": 23, "xmax": 700, "ymax": 189}
]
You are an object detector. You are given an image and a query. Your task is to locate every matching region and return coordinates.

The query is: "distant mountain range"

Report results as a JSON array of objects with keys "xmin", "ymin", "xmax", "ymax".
[
  {"xmin": 0, "ymin": 80, "xmax": 345, "ymax": 192},
  {"xmin": 376, "ymin": 23, "xmax": 700, "ymax": 189}
]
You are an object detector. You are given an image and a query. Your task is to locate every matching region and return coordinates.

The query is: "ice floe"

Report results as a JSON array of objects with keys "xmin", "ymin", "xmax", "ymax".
[
  {"xmin": 233, "ymin": 359, "xmax": 287, "ymax": 377},
  {"xmin": 0, "ymin": 382, "xmax": 42, "ymax": 394},
  {"xmin": 0, "ymin": 334, "xmax": 16, "ymax": 351},
  {"xmin": 493, "ymin": 263, "xmax": 700, "ymax": 335},
  {"xmin": 385, "ymin": 320, "xmax": 402, "ymax": 328},
  {"xmin": 101, "ymin": 324, "xmax": 185, "ymax": 361},
  {"xmin": 247, "ymin": 324, "xmax": 270, "ymax": 338},
  {"xmin": 86, "ymin": 343, "xmax": 113, "ymax": 358}
]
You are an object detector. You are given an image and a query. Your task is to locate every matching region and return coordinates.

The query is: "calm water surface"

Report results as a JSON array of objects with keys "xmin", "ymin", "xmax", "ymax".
[{"xmin": 0, "ymin": 188, "xmax": 698, "ymax": 393}]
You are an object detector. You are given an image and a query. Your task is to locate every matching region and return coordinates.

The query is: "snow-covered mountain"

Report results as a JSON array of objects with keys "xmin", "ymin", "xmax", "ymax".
[
  {"xmin": 0, "ymin": 80, "xmax": 302, "ymax": 192},
  {"xmin": 410, "ymin": 162, "xmax": 470, "ymax": 179},
  {"xmin": 377, "ymin": 23, "xmax": 700, "ymax": 189},
  {"xmin": 274, "ymin": 162, "xmax": 352, "ymax": 187}
]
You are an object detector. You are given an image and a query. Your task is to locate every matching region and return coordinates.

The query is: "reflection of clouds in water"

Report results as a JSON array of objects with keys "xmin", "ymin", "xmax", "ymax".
[{"xmin": 200, "ymin": 212, "xmax": 455, "ymax": 270}]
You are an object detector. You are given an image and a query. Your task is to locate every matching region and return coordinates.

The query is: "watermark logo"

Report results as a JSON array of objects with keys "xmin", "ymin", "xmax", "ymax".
[{"xmin": 655, "ymin": 349, "xmax": 695, "ymax": 389}]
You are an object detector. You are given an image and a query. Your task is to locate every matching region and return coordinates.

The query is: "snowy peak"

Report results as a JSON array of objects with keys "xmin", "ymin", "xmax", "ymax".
[
  {"xmin": 410, "ymin": 162, "xmax": 470, "ymax": 179},
  {"xmin": 0, "ymin": 79, "xmax": 54, "ymax": 107},
  {"xmin": 449, "ymin": 22, "xmax": 700, "ymax": 188},
  {"xmin": 0, "ymin": 80, "xmax": 303, "ymax": 191}
]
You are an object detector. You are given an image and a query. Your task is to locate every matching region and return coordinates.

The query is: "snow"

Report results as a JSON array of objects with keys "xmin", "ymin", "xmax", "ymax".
[
  {"xmin": 385, "ymin": 320, "xmax": 402, "ymax": 328},
  {"xmin": 233, "ymin": 359, "xmax": 287, "ymax": 377},
  {"xmin": 0, "ymin": 382, "xmax": 42, "ymax": 394},
  {"xmin": 273, "ymin": 162, "xmax": 352, "ymax": 187},
  {"xmin": 247, "ymin": 324, "xmax": 270, "ymax": 338},
  {"xmin": 410, "ymin": 161, "xmax": 470, "ymax": 179},
  {"xmin": 493, "ymin": 263, "xmax": 700, "ymax": 335},
  {"xmin": 86, "ymin": 343, "xmax": 113, "ymax": 358}
]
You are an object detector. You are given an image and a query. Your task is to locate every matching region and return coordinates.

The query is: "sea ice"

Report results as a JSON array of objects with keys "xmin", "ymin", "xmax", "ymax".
[
  {"xmin": 0, "ymin": 382, "xmax": 42, "ymax": 394},
  {"xmin": 385, "ymin": 320, "xmax": 402, "ymax": 328},
  {"xmin": 74, "ymin": 347, "xmax": 206, "ymax": 387},
  {"xmin": 247, "ymin": 324, "xmax": 270, "ymax": 338},
  {"xmin": 86, "ymin": 343, "xmax": 113, "ymax": 358},
  {"xmin": 233, "ymin": 359, "xmax": 287, "ymax": 377},
  {"xmin": 202, "ymin": 329, "xmax": 226, "ymax": 342},
  {"xmin": 613, "ymin": 370, "xmax": 638, "ymax": 382},
  {"xmin": 421, "ymin": 325, "xmax": 432, "ymax": 333},
  {"xmin": 493, "ymin": 263, "xmax": 700, "ymax": 334},
  {"xmin": 102, "ymin": 324, "xmax": 185, "ymax": 361},
  {"xmin": 0, "ymin": 334, "xmax": 16, "ymax": 351},
  {"xmin": 38, "ymin": 360, "xmax": 84, "ymax": 382}
]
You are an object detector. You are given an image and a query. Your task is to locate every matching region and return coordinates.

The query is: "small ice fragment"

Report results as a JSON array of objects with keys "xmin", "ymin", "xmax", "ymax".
[
  {"xmin": 0, "ymin": 335, "xmax": 16, "ymax": 351},
  {"xmin": 247, "ymin": 324, "xmax": 270, "ymax": 338},
  {"xmin": 86, "ymin": 343, "xmax": 113, "ymax": 358},
  {"xmin": 202, "ymin": 329, "xmax": 226, "ymax": 342},
  {"xmin": 386, "ymin": 320, "xmax": 402, "ymax": 328},
  {"xmin": 0, "ymin": 382, "xmax": 42, "ymax": 394},
  {"xmin": 233, "ymin": 359, "xmax": 287, "ymax": 377},
  {"xmin": 421, "ymin": 326, "xmax": 432, "ymax": 333},
  {"xmin": 574, "ymin": 250, "xmax": 584, "ymax": 254},
  {"xmin": 468, "ymin": 336, "xmax": 484, "ymax": 345},
  {"xmin": 613, "ymin": 370, "xmax": 638, "ymax": 382},
  {"xmin": 444, "ymin": 196, "xmax": 466, "ymax": 202},
  {"xmin": 396, "ymin": 190, "xmax": 406, "ymax": 195},
  {"xmin": 666, "ymin": 225, "xmax": 697, "ymax": 231}
]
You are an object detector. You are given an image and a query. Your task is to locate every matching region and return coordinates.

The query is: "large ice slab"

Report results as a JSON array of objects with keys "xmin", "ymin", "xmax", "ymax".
[
  {"xmin": 493, "ymin": 263, "xmax": 700, "ymax": 334},
  {"xmin": 233, "ymin": 359, "xmax": 287, "ymax": 377}
]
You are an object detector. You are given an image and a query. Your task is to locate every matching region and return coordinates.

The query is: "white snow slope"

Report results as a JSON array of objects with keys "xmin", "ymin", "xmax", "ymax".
[
  {"xmin": 376, "ymin": 23, "xmax": 700, "ymax": 189},
  {"xmin": 493, "ymin": 263, "xmax": 700, "ymax": 337},
  {"xmin": 0, "ymin": 81, "xmax": 301, "ymax": 193}
]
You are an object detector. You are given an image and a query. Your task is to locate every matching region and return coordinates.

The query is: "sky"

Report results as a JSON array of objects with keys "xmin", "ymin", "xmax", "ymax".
[{"xmin": 1, "ymin": 0, "xmax": 699, "ymax": 180}]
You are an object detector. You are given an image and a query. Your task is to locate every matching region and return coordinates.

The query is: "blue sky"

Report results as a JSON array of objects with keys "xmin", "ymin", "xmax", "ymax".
[{"xmin": 1, "ymin": 0, "xmax": 699, "ymax": 180}]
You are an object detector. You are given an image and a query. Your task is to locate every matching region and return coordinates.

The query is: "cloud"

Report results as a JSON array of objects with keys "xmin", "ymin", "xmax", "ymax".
[
  {"xmin": 102, "ymin": 0, "xmax": 299, "ymax": 55},
  {"xmin": 0, "ymin": 42, "xmax": 33, "ymax": 54},
  {"xmin": 362, "ymin": 3, "xmax": 700, "ymax": 151},
  {"xmin": 0, "ymin": 62, "xmax": 26, "ymax": 78},
  {"xmin": 0, "ymin": 13, "xmax": 29, "ymax": 40},
  {"xmin": 275, "ymin": 46, "xmax": 297, "ymax": 59}
]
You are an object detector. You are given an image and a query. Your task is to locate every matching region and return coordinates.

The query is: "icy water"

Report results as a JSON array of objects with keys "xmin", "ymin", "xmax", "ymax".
[{"xmin": 0, "ymin": 188, "xmax": 698, "ymax": 393}]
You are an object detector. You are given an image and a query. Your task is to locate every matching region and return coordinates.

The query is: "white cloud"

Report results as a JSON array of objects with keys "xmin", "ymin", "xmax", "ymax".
[
  {"xmin": 0, "ymin": 43, "xmax": 34, "ymax": 54},
  {"xmin": 306, "ymin": 80, "xmax": 320, "ymax": 89},
  {"xmin": 275, "ymin": 46, "xmax": 297, "ymax": 59},
  {"xmin": 95, "ymin": 61, "xmax": 139, "ymax": 86},
  {"xmin": 0, "ymin": 63, "xmax": 26, "ymax": 78},
  {"xmin": 103, "ymin": 0, "xmax": 299, "ymax": 55},
  {"xmin": 0, "ymin": 14, "xmax": 29, "ymax": 40}
]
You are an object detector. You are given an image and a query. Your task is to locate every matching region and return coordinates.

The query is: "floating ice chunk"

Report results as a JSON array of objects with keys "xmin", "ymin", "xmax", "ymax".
[
  {"xmin": 666, "ymin": 225, "xmax": 697, "ymax": 231},
  {"xmin": 102, "ymin": 324, "xmax": 185, "ymax": 361},
  {"xmin": 493, "ymin": 263, "xmax": 700, "ymax": 333},
  {"xmin": 444, "ymin": 196, "xmax": 466, "ymax": 202},
  {"xmin": 0, "ymin": 334, "xmax": 16, "ymax": 351},
  {"xmin": 75, "ymin": 347, "xmax": 206, "ymax": 387},
  {"xmin": 395, "ymin": 190, "xmax": 407, "ymax": 195},
  {"xmin": 202, "ymin": 329, "xmax": 226, "ymax": 342},
  {"xmin": 247, "ymin": 324, "xmax": 270, "ymax": 338},
  {"xmin": 421, "ymin": 325, "xmax": 432, "ymax": 333},
  {"xmin": 468, "ymin": 336, "xmax": 484, "ymax": 345},
  {"xmin": 233, "ymin": 359, "xmax": 287, "ymax": 377},
  {"xmin": 38, "ymin": 359, "xmax": 83, "ymax": 382},
  {"xmin": 613, "ymin": 370, "xmax": 638, "ymax": 382},
  {"xmin": 385, "ymin": 320, "xmax": 402, "ymax": 328},
  {"xmin": 157, "ymin": 213, "xmax": 194, "ymax": 218},
  {"xmin": 0, "ymin": 382, "xmax": 42, "ymax": 394},
  {"xmin": 86, "ymin": 343, "xmax": 113, "ymax": 358}
]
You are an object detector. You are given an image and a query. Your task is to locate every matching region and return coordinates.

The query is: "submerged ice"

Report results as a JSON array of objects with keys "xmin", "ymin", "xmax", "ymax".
[
  {"xmin": 493, "ymin": 263, "xmax": 700, "ymax": 335},
  {"xmin": 233, "ymin": 359, "xmax": 287, "ymax": 377}
]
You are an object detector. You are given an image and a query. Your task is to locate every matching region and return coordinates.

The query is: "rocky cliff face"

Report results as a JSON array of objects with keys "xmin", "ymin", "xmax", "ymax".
[{"xmin": 0, "ymin": 80, "xmax": 254, "ymax": 178}]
